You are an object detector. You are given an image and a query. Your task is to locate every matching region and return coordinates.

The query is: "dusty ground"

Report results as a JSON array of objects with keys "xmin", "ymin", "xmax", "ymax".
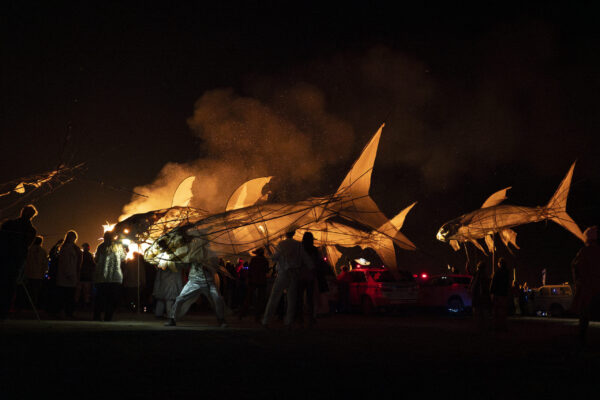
[{"xmin": 1, "ymin": 310, "xmax": 599, "ymax": 399}]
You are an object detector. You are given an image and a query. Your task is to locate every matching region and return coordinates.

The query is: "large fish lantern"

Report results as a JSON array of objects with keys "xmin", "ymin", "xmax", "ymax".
[
  {"xmin": 143, "ymin": 124, "xmax": 418, "ymax": 274},
  {"xmin": 436, "ymin": 162, "xmax": 585, "ymax": 253}
]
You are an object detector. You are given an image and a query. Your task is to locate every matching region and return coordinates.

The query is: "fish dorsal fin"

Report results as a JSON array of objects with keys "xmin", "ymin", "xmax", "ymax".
[
  {"xmin": 171, "ymin": 176, "xmax": 196, "ymax": 208},
  {"xmin": 481, "ymin": 187, "xmax": 511, "ymax": 208},
  {"xmin": 336, "ymin": 123, "xmax": 383, "ymax": 198},
  {"xmin": 225, "ymin": 176, "xmax": 273, "ymax": 211}
]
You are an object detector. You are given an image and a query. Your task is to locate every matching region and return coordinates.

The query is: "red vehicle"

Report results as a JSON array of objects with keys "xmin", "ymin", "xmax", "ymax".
[
  {"xmin": 418, "ymin": 274, "xmax": 473, "ymax": 313},
  {"xmin": 341, "ymin": 266, "xmax": 419, "ymax": 314}
]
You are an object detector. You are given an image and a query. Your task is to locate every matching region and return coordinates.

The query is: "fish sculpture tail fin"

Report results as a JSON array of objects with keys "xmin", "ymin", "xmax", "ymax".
[
  {"xmin": 375, "ymin": 202, "xmax": 418, "ymax": 251},
  {"xmin": 545, "ymin": 162, "xmax": 585, "ymax": 243}
]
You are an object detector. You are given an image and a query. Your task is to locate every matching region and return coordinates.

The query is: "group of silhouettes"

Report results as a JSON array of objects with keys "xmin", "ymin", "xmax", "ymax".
[
  {"xmin": 0, "ymin": 205, "xmax": 335, "ymax": 328},
  {"xmin": 2, "ymin": 205, "xmax": 599, "ymax": 347}
]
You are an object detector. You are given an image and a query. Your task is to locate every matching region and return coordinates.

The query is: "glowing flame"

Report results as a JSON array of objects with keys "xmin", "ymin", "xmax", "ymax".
[
  {"xmin": 103, "ymin": 221, "xmax": 116, "ymax": 233},
  {"xmin": 124, "ymin": 241, "xmax": 151, "ymax": 261}
]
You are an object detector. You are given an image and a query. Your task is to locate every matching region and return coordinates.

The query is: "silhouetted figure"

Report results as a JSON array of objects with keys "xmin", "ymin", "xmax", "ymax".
[
  {"xmin": 122, "ymin": 253, "xmax": 146, "ymax": 312},
  {"xmin": 0, "ymin": 205, "xmax": 38, "ymax": 320},
  {"xmin": 93, "ymin": 231, "xmax": 126, "ymax": 321},
  {"xmin": 223, "ymin": 260, "xmax": 237, "ymax": 307},
  {"xmin": 45, "ymin": 238, "xmax": 63, "ymax": 313},
  {"xmin": 336, "ymin": 266, "xmax": 351, "ymax": 313},
  {"xmin": 56, "ymin": 230, "xmax": 82, "ymax": 318},
  {"xmin": 153, "ymin": 266, "xmax": 183, "ymax": 318},
  {"xmin": 262, "ymin": 228, "xmax": 314, "ymax": 328},
  {"xmin": 239, "ymin": 247, "xmax": 269, "ymax": 321},
  {"xmin": 571, "ymin": 226, "xmax": 600, "ymax": 350},
  {"xmin": 75, "ymin": 243, "xmax": 95, "ymax": 309},
  {"xmin": 470, "ymin": 261, "xmax": 492, "ymax": 332},
  {"xmin": 296, "ymin": 232, "xmax": 318, "ymax": 326},
  {"xmin": 234, "ymin": 258, "xmax": 248, "ymax": 308},
  {"xmin": 24, "ymin": 236, "xmax": 48, "ymax": 308},
  {"xmin": 490, "ymin": 258, "xmax": 510, "ymax": 332}
]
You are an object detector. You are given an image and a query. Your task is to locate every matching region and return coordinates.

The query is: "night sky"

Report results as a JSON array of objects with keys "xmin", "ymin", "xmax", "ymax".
[{"xmin": 2, "ymin": 2, "xmax": 599, "ymax": 286}]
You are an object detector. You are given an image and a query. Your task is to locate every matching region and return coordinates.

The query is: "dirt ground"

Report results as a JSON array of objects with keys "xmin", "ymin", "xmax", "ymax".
[{"xmin": 1, "ymin": 310, "xmax": 599, "ymax": 399}]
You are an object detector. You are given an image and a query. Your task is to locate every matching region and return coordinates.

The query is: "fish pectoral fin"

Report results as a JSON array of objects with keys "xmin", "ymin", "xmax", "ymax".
[
  {"xmin": 484, "ymin": 235, "xmax": 495, "ymax": 253},
  {"xmin": 499, "ymin": 229, "xmax": 520, "ymax": 250},
  {"xmin": 449, "ymin": 240, "xmax": 460, "ymax": 251},
  {"xmin": 470, "ymin": 239, "xmax": 487, "ymax": 255}
]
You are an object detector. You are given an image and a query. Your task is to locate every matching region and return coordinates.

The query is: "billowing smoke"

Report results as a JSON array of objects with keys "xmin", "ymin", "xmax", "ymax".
[
  {"xmin": 122, "ymin": 30, "xmax": 577, "ymax": 219},
  {"xmin": 120, "ymin": 84, "xmax": 355, "ymax": 219}
]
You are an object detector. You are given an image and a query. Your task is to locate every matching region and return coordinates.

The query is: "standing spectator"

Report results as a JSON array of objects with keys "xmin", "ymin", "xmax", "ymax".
[
  {"xmin": 75, "ymin": 243, "xmax": 95, "ymax": 310},
  {"xmin": 93, "ymin": 231, "xmax": 126, "ymax": 321},
  {"xmin": 296, "ymin": 232, "xmax": 318, "ymax": 326},
  {"xmin": 262, "ymin": 228, "xmax": 314, "ymax": 329},
  {"xmin": 239, "ymin": 247, "xmax": 269, "ymax": 321},
  {"xmin": 142, "ymin": 257, "xmax": 157, "ymax": 312},
  {"xmin": 490, "ymin": 258, "xmax": 510, "ymax": 332},
  {"xmin": 122, "ymin": 253, "xmax": 146, "ymax": 312},
  {"xmin": 571, "ymin": 226, "xmax": 600, "ymax": 349},
  {"xmin": 56, "ymin": 230, "xmax": 82, "ymax": 318},
  {"xmin": 223, "ymin": 260, "xmax": 237, "ymax": 308},
  {"xmin": 336, "ymin": 266, "xmax": 351, "ymax": 313},
  {"xmin": 470, "ymin": 261, "xmax": 492, "ymax": 332},
  {"xmin": 45, "ymin": 238, "xmax": 63, "ymax": 313},
  {"xmin": 23, "ymin": 236, "xmax": 48, "ymax": 308},
  {"xmin": 234, "ymin": 258, "xmax": 248, "ymax": 308},
  {"xmin": 153, "ymin": 265, "xmax": 183, "ymax": 318},
  {"xmin": 0, "ymin": 205, "xmax": 37, "ymax": 320}
]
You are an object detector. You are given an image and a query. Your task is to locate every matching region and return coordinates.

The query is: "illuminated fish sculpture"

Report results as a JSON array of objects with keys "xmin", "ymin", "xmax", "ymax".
[
  {"xmin": 436, "ymin": 162, "xmax": 585, "ymax": 253},
  {"xmin": 112, "ymin": 177, "xmax": 210, "ymax": 259},
  {"xmin": 142, "ymin": 124, "xmax": 417, "ymax": 274}
]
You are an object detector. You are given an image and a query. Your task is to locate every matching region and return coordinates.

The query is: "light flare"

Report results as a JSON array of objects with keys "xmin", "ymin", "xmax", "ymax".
[
  {"xmin": 103, "ymin": 221, "xmax": 116, "ymax": 233},
  {"xmin": 124, "ymin": 241, "xmax": 151, "ymax": 261}
]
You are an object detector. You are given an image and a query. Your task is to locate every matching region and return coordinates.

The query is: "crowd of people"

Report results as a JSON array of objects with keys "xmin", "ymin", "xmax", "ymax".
[
  {"xmin": 468, "ymin": 224, "xmax": 600, "ymax": 348},
  {"xmin": 1, "ymin": 205, "xmax": 598, "ymax": 346},
  {"xmin": 0, "ymin": 206, "xmax": 335, "ymax": 328}
]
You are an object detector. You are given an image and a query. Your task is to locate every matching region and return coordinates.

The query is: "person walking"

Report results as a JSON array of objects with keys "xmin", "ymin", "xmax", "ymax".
[
  {"xmin": 262, "ymin": 228, "xmax": 314, "ymax": 329},
  {"xmin": 0, "ymin": 205, "xmax": 37, "ymax": 320},
  {"xmin": 164, "ymin": 261, "xmax": 228, "ymax": 328},
  {"xmin": 239, "ymin": 247, "xmax": 269, "ymax": 321},
  {"xmin": 23, "ymin": 236, "xmax": 48, "ymax": 308},
  {"xmin": 93, "ymin": 231, "xmax": 126, "ymax": 321},
  {"xmin": 571, "ymin": 226, "xmax": 600, "ymax": 350},
  {"xmin": 56, "ymin": 231, "xmax": 82, "ymax": 318}
]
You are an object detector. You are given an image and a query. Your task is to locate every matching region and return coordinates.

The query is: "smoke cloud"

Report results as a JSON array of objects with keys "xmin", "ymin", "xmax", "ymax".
[
  {"xmin": 122, "ymin": 27, "xmax": 582, "ymax": 219},
  {"xmin": 120, "ymin": 84, "xmax": 355, "ymax": 219}
]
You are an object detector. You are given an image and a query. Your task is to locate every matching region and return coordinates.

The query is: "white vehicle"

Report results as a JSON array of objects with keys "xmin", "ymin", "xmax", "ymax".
[{"xmin": 530, "ymin": 284, "xmax": 573, "ymax": 317}]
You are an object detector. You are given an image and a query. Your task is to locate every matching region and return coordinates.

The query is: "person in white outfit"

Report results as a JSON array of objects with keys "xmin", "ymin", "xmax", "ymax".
[
  {"xmin": 262, "ymin": 228, "xmax": 314, "ymax": 328},
  {"xmin": 164, "ymin": 261, "xmax": 227, "ymax": 327}
]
